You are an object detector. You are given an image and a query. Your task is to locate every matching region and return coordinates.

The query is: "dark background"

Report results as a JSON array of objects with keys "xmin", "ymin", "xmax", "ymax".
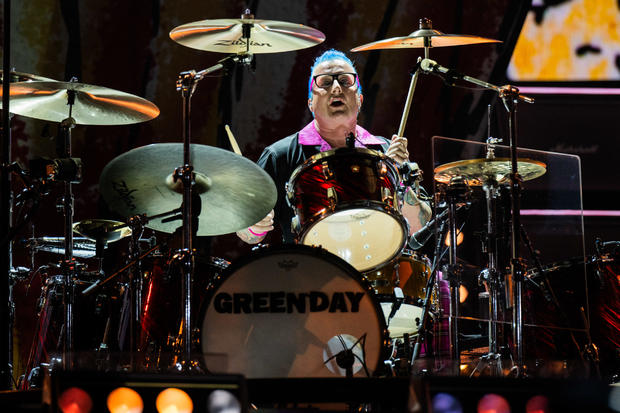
[{"xmin": 2, "ymin": 0, "xmax": 619, "ymax": 379}]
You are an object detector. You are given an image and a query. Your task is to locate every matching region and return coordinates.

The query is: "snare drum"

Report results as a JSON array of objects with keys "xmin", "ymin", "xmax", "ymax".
[
  {"xmin": 200, "ymin": 245, "xmax": 387, "ymax": 378},
  {"xmin": 286, "ymin": 147, "xmax": 407, "ymax": 272},
  {"xmin": 363, "ymin": 251, "xmax": 432, "ymax": 338}
]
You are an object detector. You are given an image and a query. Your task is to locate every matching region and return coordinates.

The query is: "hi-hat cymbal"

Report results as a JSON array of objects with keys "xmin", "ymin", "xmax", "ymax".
[
  {"xmin": 73, "ymin": 219, "xmax": 132, "ymax": 244},
  {"xmin": 0, "ymin": 81, "xmax": 160, "ymax": 125},
  {"xmin": 0, "ymin": 70, "xmax": 55, "ymax": 83},
  {"xmin": 170, "ymin": 18, "xmax": 325, "ymax": 53},
  {"xmin": 351, "ymin": 23, "xmax": 500, "ymax": 52},
  {"xmin": 99, "ymin": 143, "xmax": 277, "ymax": 236},
  {"xmin": 434, "ymin": 158, "xmax": 547, "ymax": 186}
]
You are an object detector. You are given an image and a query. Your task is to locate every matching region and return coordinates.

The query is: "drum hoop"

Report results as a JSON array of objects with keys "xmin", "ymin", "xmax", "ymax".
[
  {"xmin": 199, "ymin": 244, "xmax": 390, "ymax": 373},
  {"xmin": 288, "ymin": 147, "xmax": 400, "ymax": 185},
  {"xmin": 296, "ymin": 200, "xmax": 407, "ymax": 234},
  {"xmin": 296, "ymin": 202, "xmax": 408, "ymax": 272}
]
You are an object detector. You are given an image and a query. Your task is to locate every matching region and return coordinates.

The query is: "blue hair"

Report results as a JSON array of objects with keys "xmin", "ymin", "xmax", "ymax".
[{"xmin": 307, "ymin": 49, "xmax": 362, "ymax": 100}]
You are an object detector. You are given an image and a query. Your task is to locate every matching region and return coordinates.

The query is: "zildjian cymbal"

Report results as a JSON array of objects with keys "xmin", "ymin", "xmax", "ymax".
[
  {"xmin": 73, "ymin": 219, "xmax": 132, "ymax": 244},
  {"xmin": 0, "ymin": 70, "xmax": 55, "ymax": 83},
  {"xmin": 0, "ymin": 81, "xmax": 160, "ymax": 125},
  {"xmin": 99, "ymin": 143, "xmax": 277, "ymax": 236},
  {"xmin": 351, "ymin": 18, "xmax": 500, "ymax": 52},
  {"xmin": 170, "ymin": 17, "xmax": 326, "ymax": 54},
  {"xmin": 434, "ymin": 158, "xmax": 547, "ymax": 186}
]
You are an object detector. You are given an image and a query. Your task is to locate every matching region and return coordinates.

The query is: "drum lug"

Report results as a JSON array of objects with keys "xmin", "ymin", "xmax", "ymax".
[
  {"xmin": 285, "ymin": 181, "xmax": 295, "ymax": 207},
  {"xmin": 381, "ymin": 187, "xmax": 392, "ymax": 203},
  {"xmin": 291, "ymin": 215, "xmax": 301, "ymax": 234},
  {"xmin": 326, "ymin": 186, "xmax": 338, "ymax": 208},
  {"xmin": 321, "ymin": 161, "xmax": 333, "ymax": 180}
]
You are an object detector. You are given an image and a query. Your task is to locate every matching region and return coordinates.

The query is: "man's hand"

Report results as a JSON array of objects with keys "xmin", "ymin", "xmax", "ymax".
[
  {"xmin": 236, "ymin": 209, "xmax": 274, "ymax": 244},
  {"xmin": 385, "ymin": 134, "xmax": 409, "ymax": 165}
]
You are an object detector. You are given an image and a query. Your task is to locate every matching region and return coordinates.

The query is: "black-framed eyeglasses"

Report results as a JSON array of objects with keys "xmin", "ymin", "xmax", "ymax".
[{"xmin": 312, "ymin": 72, "xmax": 358, "ymax": 89}]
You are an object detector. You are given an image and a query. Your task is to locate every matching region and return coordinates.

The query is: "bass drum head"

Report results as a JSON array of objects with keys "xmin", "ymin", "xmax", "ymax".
[{"xmin": 200, "ymin": 245, "xmax": 387, "ymax": 378}]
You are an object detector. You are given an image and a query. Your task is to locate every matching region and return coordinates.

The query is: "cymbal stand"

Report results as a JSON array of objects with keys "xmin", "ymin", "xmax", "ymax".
[
  {"xmin": 410, "ymin": 209, "xmax": 449, "ymax": 371},
  {"xmin": 418, "ymin": 58, "xmax": 533, "ymax": 376},
  {"xmin": 470, "ymin": 178, "xmax": 504, "ymax": 376},
  {"xmin": 59, "ymin": 86, "xmax": 80, "ymax": 370},
  {"xmin": 175, "ymin": 49, "xmax": 253, "ymax": 368},
  {"xmin": 396, "ymin": 18, "xmax": 432, "ymax": 156},
  {"xmin": 443, "ymin": 178, "xmax": 469, "ymax": 368}
]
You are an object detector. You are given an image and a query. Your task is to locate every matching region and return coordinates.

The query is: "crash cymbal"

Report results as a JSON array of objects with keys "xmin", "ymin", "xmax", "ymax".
[
  {"xmin": 351, "ymin": 18, "xmax": 500, "ymax": 52},
  {"xmin": 434, "ymin": 158, "xmax": 546, "ymax": 186},
  {"xmin": 170, "ymin": 17, "xmax": 325, "ymax": 53},
  {"xmin": 99, "ymin": 143, "xmax": 277, "ymax": 236},
  {"xmin": 0, "ymin": 70, "xmax": 55, "ymax": 83},
  {"xmin": 0, "ymin": 81, "xmax": 160, "ymax": 125},
  {"xmin": 73, "ymin": 219, "xmax": 132, "ymax": 244}
]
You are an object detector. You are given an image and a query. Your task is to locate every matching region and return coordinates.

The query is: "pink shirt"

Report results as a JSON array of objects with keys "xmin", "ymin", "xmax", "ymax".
[{"xmin": 297, "ymin": 121, "xmax": 386, "ymax": 152}]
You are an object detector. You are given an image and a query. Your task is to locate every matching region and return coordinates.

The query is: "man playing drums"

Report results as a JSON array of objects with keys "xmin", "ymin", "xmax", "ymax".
[{"xmin": 237, "ymin": 49, "xmax": 431, "ymax": 246}]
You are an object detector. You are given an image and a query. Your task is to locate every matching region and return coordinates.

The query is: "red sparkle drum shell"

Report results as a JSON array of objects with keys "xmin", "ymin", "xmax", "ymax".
[
  {"xmin": 286, "ymin": 147, "xmax": 407, "ymax": 272},
  {"xmin": 200, "ymin": 245, "xmax": 388, "ymax": 378}
]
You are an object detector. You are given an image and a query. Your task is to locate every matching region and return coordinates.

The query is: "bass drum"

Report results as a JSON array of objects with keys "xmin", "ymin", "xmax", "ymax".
[{"xmin": 200, "ymin": 245, "xmax": 388, "ymax": 378}]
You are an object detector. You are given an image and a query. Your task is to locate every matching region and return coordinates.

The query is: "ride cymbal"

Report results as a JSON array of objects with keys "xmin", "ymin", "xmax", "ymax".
[
  {"xmin": 99, "ymin": 143, "xmax": 277, "ymax": 236},
  {"xmin": 0, "ymin": 81, "xmax": 160, "ymax": 125},
  {"xmin": 434, "ymin": 158, "xmax": 546, "ymax": 186},
  {"xmin": 170, "ymin": 17, "xmax": 325, "ymax": 53}
]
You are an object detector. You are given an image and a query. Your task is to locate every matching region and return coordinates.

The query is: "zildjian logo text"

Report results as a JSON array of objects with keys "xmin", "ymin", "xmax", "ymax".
[{"xmin": 214, "ymin": 39, "xmax": 272, "ymax": 47}]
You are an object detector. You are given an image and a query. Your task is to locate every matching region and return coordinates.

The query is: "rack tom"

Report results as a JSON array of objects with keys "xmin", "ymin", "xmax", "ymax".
[{"xmin": 286, "ymin": 147, "xmax": 407, "ymax": 272}]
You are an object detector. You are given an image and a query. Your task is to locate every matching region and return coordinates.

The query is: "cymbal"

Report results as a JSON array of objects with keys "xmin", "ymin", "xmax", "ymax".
[
  {"xmin": 0, "ymin": 70, "xmax": 55, "ymax": 83},
  {"xmin": 351, "ymin": 28, "xmax": 500, "ymax": 52},
  {"xmin": 434, "ymin": 158, "xmax": 546, "ymax": 186},
  {"xmin": 99, "ymin": 143, "xmax": 277, "ymax": 236},
  {"xmin": 0, "ymin": 81, "xmax": 160, "ymax": 125},
  {"xmin": 73, "ymin": 219, "xmax": 132, "ymax": 244},
  {"xmin": 170, "ymin": 18, "xmax": 325, "ymax": 53}
]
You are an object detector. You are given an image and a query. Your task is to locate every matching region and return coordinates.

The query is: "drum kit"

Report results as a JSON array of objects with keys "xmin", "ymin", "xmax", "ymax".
[{"xmin": 2, "ymin": 11, "xmax": 615, "ymax": 388}]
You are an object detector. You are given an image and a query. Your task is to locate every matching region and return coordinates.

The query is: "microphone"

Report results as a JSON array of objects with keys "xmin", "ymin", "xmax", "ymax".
[
  {"xmin": 387, "ymin": 286, "xmax": 404, "ymax": 323},
  {"xmin": 408, "ymin": 208, "xmax": 450, "ymax": 250},
  {"xmin": 420, "ymin": 58, "xmax": 463, "ymax": 84}
]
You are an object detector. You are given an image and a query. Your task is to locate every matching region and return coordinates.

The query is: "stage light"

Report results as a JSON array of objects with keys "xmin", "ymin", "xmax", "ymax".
[
  {"xmin": 431, "ymin": 392, "xmax": 463, "ymax": 413},
  {"xmin": 206, "ymin": 390, "xmax": 242, "ymax": 413},
  {"xmin": 156, "ymin": 388, "xmax": 193, "ymax": 413},
  {"xmin": 107, "ymin": 387, "xmax": 144, "ymax": 413},
  {"xmin": 477, "ymin": 393, "xmax": 510, "ymax": 413},
  {"xmin": 525, "ymin": 394, "xmax": 550, "ymax": 413},
  {"xmin": 57, "ymin": 387, "xmax": 93, "ymax": 413}
]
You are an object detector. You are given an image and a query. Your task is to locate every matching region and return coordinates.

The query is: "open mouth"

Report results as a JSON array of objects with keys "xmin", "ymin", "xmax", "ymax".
[{"xmin": 330, "ymin": 99, "xmax": 345, "ymax": 107}]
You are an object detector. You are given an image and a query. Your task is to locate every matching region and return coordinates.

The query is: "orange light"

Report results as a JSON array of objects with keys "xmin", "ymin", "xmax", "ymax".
[
  {"xmin": 459, "ymin": 285, "xmax": 469, "ymax": 303},
  {"xmin": 156, "ymin": 388, "xmax": 193, "ymax": 413},
  {"xmin": 444, "ymin": 230, "xmax": 464, "ymax": 247},
  {"xmin": 107, "ymin": 387, "xmax": 144, "ymax": 413},
  {"xmin": 58, "ymin": 387, "xmax": 93, "ymax": 413}
]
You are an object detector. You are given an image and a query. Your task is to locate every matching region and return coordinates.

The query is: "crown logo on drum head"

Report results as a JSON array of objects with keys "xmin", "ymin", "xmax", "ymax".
[{"xmin": 277, "ymin": 259, "xmax": 298, "ymax": 271}]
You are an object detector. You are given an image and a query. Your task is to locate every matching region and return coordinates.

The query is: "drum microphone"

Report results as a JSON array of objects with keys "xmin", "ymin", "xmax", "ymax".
[
  {"xmin": 408, "ymin": 208, "xmax": 450, "ymax": 250},
  {"xmin": 419, "ymin": 58, "xmax": 463, "ymax": 85},
  {"xmin": 387, "ymin": 286, "xmax": 404, "ymax": 323}
]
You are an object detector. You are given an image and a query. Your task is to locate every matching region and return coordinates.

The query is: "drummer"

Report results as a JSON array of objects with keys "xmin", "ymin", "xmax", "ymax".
[{"xmin": 237, "ymin": 49, "xmax": 431, "ymax": 245}]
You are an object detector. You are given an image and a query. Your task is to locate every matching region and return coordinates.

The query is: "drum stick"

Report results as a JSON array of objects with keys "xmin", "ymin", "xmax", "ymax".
[{"xmin": 225, "ymin": 124, "xmax": 242, "ymax": 156}]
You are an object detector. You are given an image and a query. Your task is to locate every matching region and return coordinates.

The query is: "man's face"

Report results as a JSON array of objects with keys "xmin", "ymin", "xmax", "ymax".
[{"xmin": 308, "ymin": 59, "xmax": 362, "ymax": 127}]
